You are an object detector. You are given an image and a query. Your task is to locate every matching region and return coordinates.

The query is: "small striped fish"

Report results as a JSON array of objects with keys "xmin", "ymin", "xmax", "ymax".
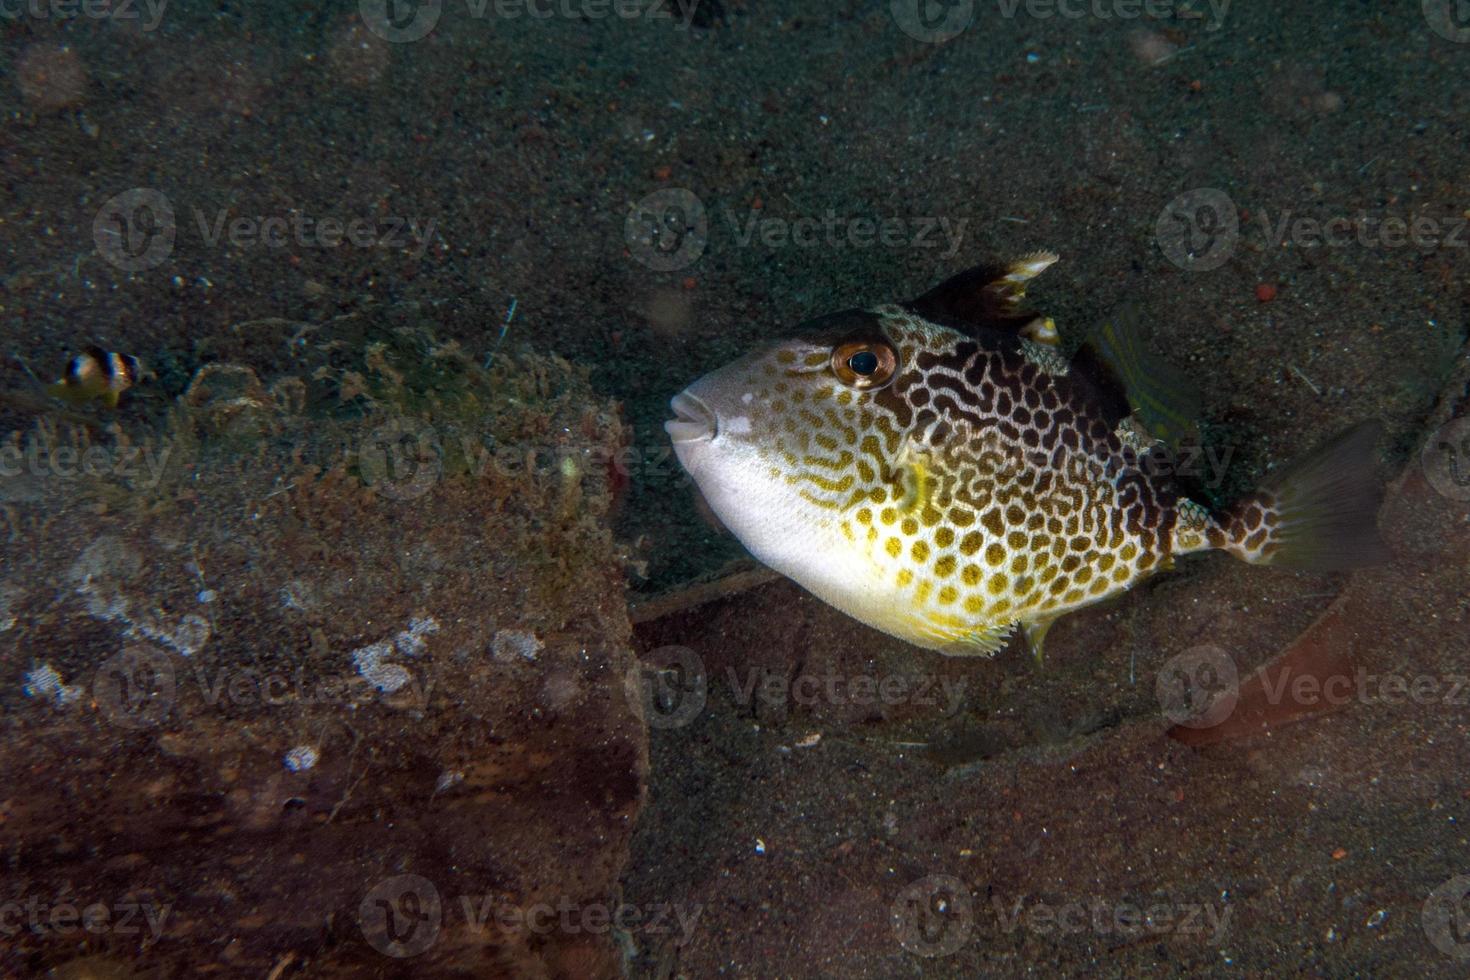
[
  {"xmin": 47, "ymin": 345, "xmax": 141, "ymax": 408},
  {"xmin": 666, "ymin": 255, "xmax": 1384, "ymax": 658}
]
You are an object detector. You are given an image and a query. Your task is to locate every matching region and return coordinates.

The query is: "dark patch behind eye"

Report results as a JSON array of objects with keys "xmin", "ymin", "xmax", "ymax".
[{"xmin": 790, "ymin": 309, "xmax": 892, "ymax": 348}]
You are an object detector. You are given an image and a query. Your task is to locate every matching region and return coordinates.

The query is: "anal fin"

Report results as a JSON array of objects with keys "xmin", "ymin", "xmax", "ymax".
[{"xmin": 1022, "ymin": 616, "xmax": 1060, "ymax": 666}]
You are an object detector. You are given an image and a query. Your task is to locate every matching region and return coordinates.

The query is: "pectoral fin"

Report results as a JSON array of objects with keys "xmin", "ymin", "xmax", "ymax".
[
  {"xmin": 895, "ymin": 437, "xmax": 936, "ymax": 515},
  {"xmin": 1079, "ymin": 311, "xmax": 1201, "ymax": 447}
]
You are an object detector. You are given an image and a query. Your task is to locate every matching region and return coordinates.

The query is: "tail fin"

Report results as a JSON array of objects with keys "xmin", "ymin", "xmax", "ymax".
[{"xmin": 1219, "ymin": 421, "xmax": 1388, "ymax": 571}]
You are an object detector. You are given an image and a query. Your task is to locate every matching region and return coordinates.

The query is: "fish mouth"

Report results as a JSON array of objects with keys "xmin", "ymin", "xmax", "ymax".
[{"xmin": 665, "ymin": 391, "xmax": 716, "ymax": 445}]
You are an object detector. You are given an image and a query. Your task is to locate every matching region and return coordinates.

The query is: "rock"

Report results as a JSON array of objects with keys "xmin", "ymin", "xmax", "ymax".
[{"xmin": 0, "ymin": 308, "xmax": 646, "ymax": 975}]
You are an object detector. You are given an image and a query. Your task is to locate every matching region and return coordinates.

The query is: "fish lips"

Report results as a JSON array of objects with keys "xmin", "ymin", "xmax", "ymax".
[{"xmin": 664, "ymin": 390, "xmax": 717, "ymax": 447}]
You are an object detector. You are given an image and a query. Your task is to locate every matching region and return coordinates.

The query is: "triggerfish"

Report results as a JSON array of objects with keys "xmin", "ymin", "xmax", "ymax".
[{"xmin": 665, "ymin": 254, "xmax": 1385, "ymax": 658}]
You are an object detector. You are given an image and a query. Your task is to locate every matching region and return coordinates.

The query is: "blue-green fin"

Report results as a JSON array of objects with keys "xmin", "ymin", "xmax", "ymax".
[{"xmin": 1082, "ymin": 313, "xmax": 1201, "ymax": 447}]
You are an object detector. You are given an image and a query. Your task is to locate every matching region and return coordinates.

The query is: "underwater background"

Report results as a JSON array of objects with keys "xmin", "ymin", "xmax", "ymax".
[{"xmin": 1, "ymin": 0, "xmax": 1469, "ymax": 976}]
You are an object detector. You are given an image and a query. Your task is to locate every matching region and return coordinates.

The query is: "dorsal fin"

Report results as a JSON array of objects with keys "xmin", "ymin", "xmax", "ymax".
[{"xmin": 907, "ymin": 252, "xmax": 1059, "ymax": 334}]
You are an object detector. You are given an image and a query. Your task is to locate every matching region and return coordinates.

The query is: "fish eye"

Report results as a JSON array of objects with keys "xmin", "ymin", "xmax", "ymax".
[{"xmin": 831, "ymin": 339, "xmax": 897, "ymax": 390}]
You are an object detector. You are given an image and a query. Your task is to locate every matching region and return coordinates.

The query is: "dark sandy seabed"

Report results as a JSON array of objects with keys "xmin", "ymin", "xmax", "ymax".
[{"xmin": 1, "ymin": 0, "xmax": 1469, "ymax": 977}]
